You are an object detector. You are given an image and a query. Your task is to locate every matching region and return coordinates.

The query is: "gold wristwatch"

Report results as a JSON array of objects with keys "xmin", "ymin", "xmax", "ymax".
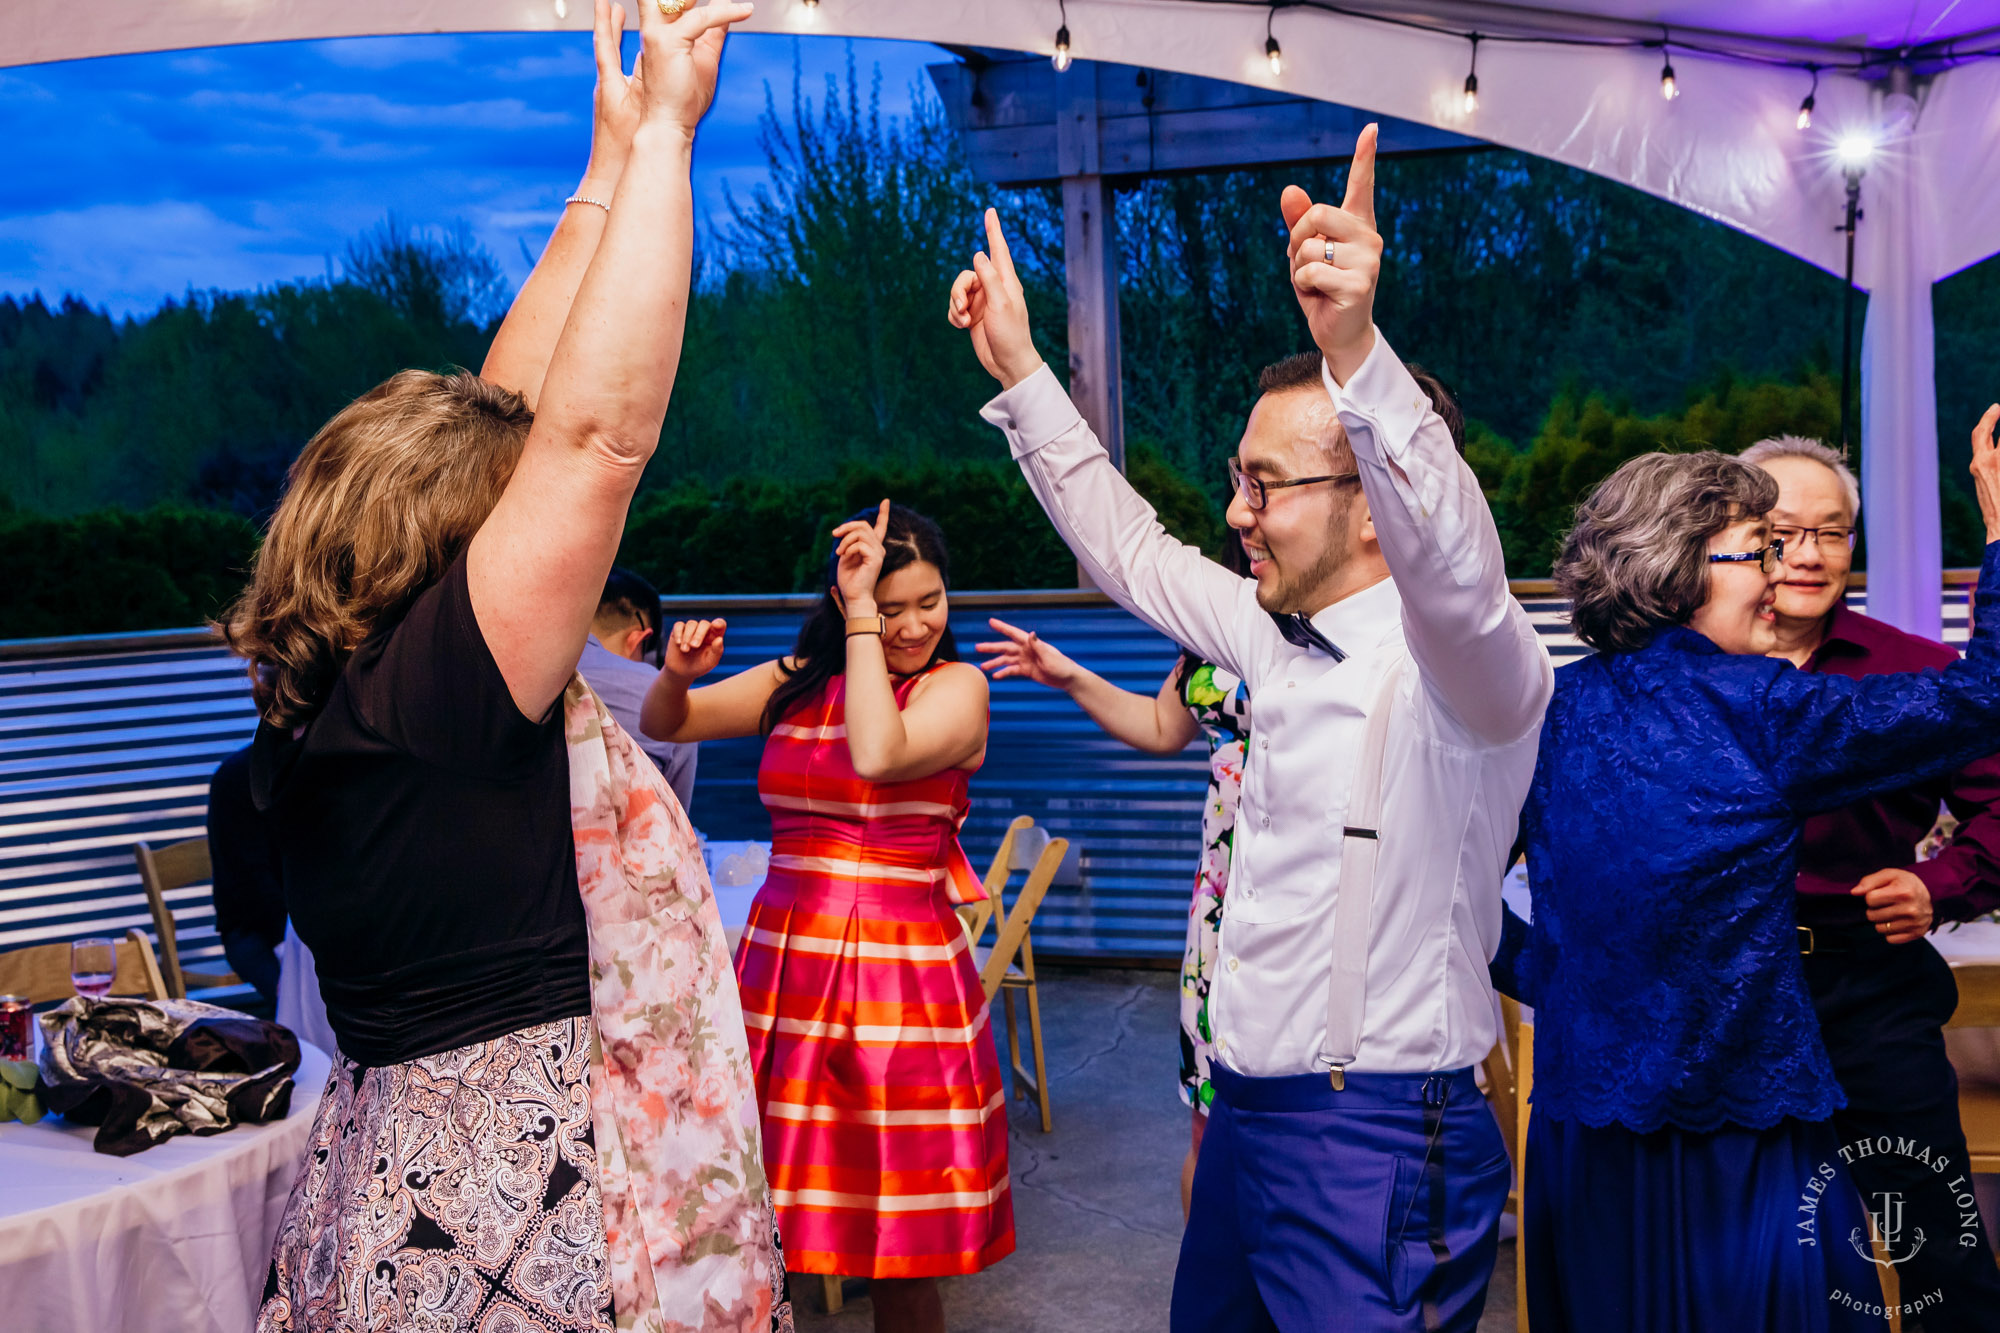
[{"xmin": 845, "ymin": 614, "xmax": 887, "ymax": 638}]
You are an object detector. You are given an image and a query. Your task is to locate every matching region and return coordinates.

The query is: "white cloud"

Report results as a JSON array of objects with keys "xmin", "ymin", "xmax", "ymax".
[{"xmin": 0, "ymin": 202, "xmax": 325, "ymax": 316}]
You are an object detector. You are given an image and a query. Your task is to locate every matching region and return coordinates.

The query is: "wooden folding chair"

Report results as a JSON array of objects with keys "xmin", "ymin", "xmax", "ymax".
[
  {"xmin": 973, "ymin": 828, "xmax": 1067, "ymax": 1134},
  {"xmin": 0, "ymin": 929, "xmax": 168, "ymax": 1005},
  {"xmin": 1478, "ymin": 999, "xmax": 1534, "ymax": 1333},
  {"xmin": 956, "ymin": 815, "xmax": 1032, "ymax": 949},
  {"xmin": 134, "ymin": 837, "xmax": 240, "ymax": 998}
]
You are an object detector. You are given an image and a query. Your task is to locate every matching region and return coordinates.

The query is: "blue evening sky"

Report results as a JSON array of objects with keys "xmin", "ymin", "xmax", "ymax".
[{"xmin": 0, "ymin": 33, "xmax": 949, "ymax": 317}]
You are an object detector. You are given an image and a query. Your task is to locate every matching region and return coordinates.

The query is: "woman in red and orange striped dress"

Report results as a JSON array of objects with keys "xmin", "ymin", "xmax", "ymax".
[{"xmin": 641, "ymin": 501, "xmax": 1012, "ymax": 1333}]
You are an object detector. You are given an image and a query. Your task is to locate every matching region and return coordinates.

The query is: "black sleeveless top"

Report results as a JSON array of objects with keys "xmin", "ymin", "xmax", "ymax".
[{"xmin": 250, "ymin": 555, "xmax": 590, "ymax": 1067}]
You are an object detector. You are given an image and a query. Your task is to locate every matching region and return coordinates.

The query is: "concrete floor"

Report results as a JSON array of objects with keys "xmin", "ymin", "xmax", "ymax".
[{"xmin": 792, "ymin": 967, "xmax": 1518, "ymax": 1332}]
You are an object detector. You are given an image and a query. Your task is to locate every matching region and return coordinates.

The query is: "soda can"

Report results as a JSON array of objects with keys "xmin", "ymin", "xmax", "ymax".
[{"xmin": 0, "ymin": 995, "xmax": 31, "ymax": 1063}]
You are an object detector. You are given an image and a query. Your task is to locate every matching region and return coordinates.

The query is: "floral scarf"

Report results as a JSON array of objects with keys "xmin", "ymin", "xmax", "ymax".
[{"xmin": 564, "ymin": 677, "xmax": 791, "ymax": 1333}]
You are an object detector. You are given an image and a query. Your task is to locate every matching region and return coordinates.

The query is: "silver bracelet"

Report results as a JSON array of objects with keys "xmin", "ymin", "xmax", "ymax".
[{"xmin": 564, "ymin": 194, "xmax": 611, "ymax": 213}]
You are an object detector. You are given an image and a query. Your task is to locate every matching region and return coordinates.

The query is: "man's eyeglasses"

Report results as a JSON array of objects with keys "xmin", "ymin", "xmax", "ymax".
[
  {"xmin": 1228, "ymin": 456, "xmax": 1360, "ymax": 511},
  {"xmin": 1769, "ymin": 525, "xmax": 1857, "ymax": 555},
  {"xmin": 1708, "ymin": 537, "xmax": 1788, "ymax": 576}
]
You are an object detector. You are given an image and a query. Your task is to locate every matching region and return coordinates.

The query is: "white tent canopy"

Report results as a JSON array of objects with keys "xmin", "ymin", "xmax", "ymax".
[{"xmin": 9, "ymin": 1, "xmax": 1999, "ymax": 636}]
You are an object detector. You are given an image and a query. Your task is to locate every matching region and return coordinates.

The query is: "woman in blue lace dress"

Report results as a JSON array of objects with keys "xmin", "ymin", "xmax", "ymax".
[{"xmin": 1497, "ymin": 411, "xmax": 2000, "ymax": 1333}]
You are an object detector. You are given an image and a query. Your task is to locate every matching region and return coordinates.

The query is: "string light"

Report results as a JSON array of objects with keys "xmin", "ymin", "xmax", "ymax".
[
  {"xmin": 1053, "ymin": 0, "xmax": 1072, "ymax": 73},
  {"xmin": 1797, "ymin": 65, "xmax": 1818, "ymax": 130},
  {"xmin": 1463, "ymin": 34, "xmax": 1480, "ymax": 114},
  {"xmin": 1265, "ymin": 5, "xmax": 1283, "ymax": 76},
  {"xmin": 553, "ymin": 0, "xmax": 567, "ymax": 18},
  {"xmin": 1660, "ymin": 54, "xmax": 1678, "ymax": 99},
  {"xmin": 801, "ymin": 0, "xmax": 819, "ymax": 14}
]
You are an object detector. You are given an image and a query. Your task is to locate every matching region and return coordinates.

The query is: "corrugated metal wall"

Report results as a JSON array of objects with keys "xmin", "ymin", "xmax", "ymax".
[{"xmin": 0, "ymin": 586, "xmax": 1972, "ymax": 969}]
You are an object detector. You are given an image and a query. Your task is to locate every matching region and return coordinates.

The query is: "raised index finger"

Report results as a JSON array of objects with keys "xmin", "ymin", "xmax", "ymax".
[
  {"xmin": 1340, "ymin": 123, "xmax": 1378, "ymax": 229},
  {"xmin": 874, "ymin": 497, "xmax": 891, "ymax": 538},
  {"xmin": 984, "ymin": 209, "xmax": 1019, "ymax": 285}
]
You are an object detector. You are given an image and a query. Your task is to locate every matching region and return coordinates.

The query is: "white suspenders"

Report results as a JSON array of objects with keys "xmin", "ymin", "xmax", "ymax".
[{"xmin": 1321, "ymin": 660, "xmax": 1405, "ymax": 1090}]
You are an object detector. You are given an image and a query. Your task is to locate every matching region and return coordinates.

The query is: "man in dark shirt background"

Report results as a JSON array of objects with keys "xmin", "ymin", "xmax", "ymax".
[
  {"xmin": 1747, "ymin": 435, "xmax": 2000, "ymax": 1330},
  {"xmin": 207, "ymin": 743, "xmax": 287, "ymax": 1005}
]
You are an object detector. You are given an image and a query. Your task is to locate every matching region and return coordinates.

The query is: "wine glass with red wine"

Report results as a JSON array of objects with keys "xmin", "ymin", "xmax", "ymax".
[{"xmin": 70, "ymin": 938, "xmax": 117, "ymax": 998}]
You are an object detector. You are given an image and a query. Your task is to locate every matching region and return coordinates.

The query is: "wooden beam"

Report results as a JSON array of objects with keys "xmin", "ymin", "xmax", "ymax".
[
  {"xmin": 1062, "ymin": 172, "xmax": 1122, "ymax": 474},
  {"xmin": 931, "ymin": 53, "xmax": 1481, "ymax": 187}
]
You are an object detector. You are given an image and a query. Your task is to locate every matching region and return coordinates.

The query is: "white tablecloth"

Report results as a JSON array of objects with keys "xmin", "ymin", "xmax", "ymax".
[
  {"xmin": 703, "ymin": 839, "xmax": 769, "ymax": 955},
  {"xmin": 0, "ymin": 1040, "xmax": 330, "ymax": 1333},
  {"xmin": 276, "ymin": 921, "xmax": 339, "ymax": 1061}
]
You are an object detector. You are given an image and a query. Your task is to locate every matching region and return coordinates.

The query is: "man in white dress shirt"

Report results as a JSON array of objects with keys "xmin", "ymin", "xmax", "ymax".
[{"xmin": 950, "ymin": 126, "xmax": 1551, "ymax": 1331}]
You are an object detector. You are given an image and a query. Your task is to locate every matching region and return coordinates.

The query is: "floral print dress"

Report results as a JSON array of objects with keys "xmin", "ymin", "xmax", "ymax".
[{"xmin": 1176, "ymin": 657, "xmax": 1250, "ymax": 1112}]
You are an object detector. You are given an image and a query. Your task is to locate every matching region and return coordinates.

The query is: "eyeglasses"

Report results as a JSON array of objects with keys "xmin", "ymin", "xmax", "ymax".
[
  {"xmin": 1228, "ymin": 456, "xmax": 1360, "ymax": 511},
  {"xmin": 1708, "ymin": 537, "xmax": 1787, "ymax": 576},
  {"xmin": 1770, "ymin": 525, "xmax": 1857, "ymax": 555}
]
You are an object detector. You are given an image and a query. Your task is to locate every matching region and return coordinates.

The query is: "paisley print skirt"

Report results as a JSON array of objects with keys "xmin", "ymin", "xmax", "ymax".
[{"xmin": 257, "ymin": 1016, "xmax": 612, "ymax": 1333}]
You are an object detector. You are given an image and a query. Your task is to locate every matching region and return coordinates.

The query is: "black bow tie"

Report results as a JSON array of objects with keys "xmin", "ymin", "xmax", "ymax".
[{"xmin": 1273, "ymin": 611, "xmax": 1346, "ymax": 661}]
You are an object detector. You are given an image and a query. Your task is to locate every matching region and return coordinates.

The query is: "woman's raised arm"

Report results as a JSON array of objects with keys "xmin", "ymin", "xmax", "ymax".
[
  {"xmin": 469, "ymin": 0, "xmax": 753, "ymax": 721},
  {"xmin": 481, "ymin": 0, "xmax": 641, "ymax": 409},
  {"xmin": 640, "ymin": 618, "xmax": 789, "ymax": 742}
]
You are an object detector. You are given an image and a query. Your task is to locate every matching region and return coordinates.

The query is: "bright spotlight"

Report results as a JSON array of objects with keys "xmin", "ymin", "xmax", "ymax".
[{"xmin": 1835, "ymin": 134, "xmax": 1877, "ymax": 170}]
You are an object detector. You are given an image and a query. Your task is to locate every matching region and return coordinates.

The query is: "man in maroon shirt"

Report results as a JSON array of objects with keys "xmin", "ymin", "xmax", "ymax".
[{"xmin": 1748, "ymin": 434, "xmax": 2000, "ymax": 1330}]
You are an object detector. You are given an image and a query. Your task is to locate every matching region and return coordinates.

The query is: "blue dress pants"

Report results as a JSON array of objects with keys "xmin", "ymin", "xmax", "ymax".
[{"xmin": 1171, "ymin": 1064, "xmax": 1511, "ymax": 1332}]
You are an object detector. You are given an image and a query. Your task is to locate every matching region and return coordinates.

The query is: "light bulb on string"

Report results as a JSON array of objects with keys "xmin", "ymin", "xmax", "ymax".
[
  {"xmin": 1264, "ymin": 6, "xmax": 1283, "ymax": 77},
  {"xmin": 1462, "ymin": 35, "xmax": 1480, "ymax": 114},
  {"xmin": 1052, "ymin": 1, "xmax": 1072, "ymax": 73},
  {"xmin": 553, "ymin": 0, "xmax": 567, "ymax": 18},
  {"xmin": 1660, "ymin": 54, "xmax": 1678, "ymax": 100},
  {"xmin": 1797, "ymin": 66, "xmax": 1818, "ymax": 130},
  {"xmin": 801, "ymin": 0, "xmax": 819, "ymax": 16}
]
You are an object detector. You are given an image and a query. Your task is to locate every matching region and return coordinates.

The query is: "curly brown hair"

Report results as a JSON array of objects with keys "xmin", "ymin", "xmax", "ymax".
[
  {"xmin": 221, "ymin": 370, "xmax": 534, "ymax": 729},
  {"xmin": 1555, "ymin": 450, "xmax": 1779, "ymax": 656}
]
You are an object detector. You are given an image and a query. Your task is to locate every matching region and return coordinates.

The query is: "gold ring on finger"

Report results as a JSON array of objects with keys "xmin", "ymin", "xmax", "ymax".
[{"xmin": 658, "ymin": 0, "xmax": 691, "ymax": 16}]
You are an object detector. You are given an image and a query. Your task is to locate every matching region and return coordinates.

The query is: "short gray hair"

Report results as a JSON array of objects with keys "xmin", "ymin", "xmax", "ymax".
[
  {"xmin": 1739, "ymin": 435, "xmax": 1860, "ymax": 520},
  {"xmin": 1555, "ymin": 451, "xmax": 1779, "ymax": 655}
]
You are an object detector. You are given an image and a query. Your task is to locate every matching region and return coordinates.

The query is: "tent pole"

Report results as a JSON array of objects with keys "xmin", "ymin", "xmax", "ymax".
[{"xmin": 1838, "ymin": 172, "xmax": 1861, "ymax": 456}]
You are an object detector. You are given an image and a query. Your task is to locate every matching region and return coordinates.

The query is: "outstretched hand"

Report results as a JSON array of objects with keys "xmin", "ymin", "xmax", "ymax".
[
  {"xmin": 635, "ymin": 0, "xmax": 754, "ymax": 136},
  {"xmin": 664, "ymin": 617, "xmax": 728, "ymax": 681},
  {"xmin": 975, "ymin": 618, "xmax": 1080, "ymax": 690},
  {"xmin": 832, "ymin": 499, "xmax": 891, "ymax": 611},
  {"xmin": 1281, "ymin": 123, "xmax": 1382, "ymax": 385},
  {"xmin": 1972, "ymin": 403, "xmax": 2000, "ymax": 543},
  {"xmin": 947, "ymin": 209, "xmax": 1045, "ymax": 389}
]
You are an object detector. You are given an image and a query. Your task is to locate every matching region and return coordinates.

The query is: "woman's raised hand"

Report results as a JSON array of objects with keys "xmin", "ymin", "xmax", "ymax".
[
  {"xmin": 947, "ymin": 209, "xmax": 1044, "ymax": 390},
  {"xmin": 584, "ymin": 0, "xmax": 644, "ymax": 184},
  {"xmin": 1972, "ymin": 403, "xmax": 2000, "ymax": 544},
  {"xmin": 975, "ymin": 618, "xmax": 1079, "ymax": 690},
  {"xmin": 664, "ymin": 618, "xmax": 728, "ymax": 681},
  {"xmin": 636, "ymin": 0, "xmax": 755, "ymax": 135},
  {"xmin": 832, "ymin": 500, "xmax": 890, "ymax": 611}
]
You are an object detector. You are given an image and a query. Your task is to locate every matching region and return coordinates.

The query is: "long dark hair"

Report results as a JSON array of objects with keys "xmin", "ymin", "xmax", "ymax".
[{"xmin": 760, "ymin": 503, "xmax": 960, "ymax": 734}]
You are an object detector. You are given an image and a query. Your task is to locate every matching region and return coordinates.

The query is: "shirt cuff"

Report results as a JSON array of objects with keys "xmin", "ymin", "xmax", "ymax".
[
  {"xmin": 1319, "ymin": 327, "xmax": 1434, "ymax": 470},
  {"xmin": 979, "ymin": 363, "xmax": 1081, "ymax": 460},
  {"xmin": 1908, "ymin": 858, "xmax": 1978, "ymax": 921}
]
